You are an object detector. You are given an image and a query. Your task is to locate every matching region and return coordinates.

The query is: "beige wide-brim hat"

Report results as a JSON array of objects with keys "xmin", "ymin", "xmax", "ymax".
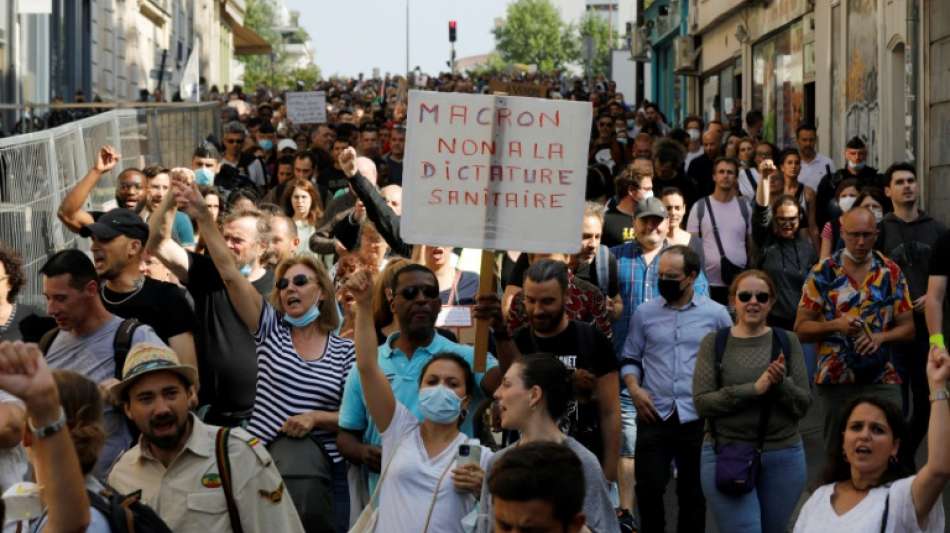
[{"xmin": 110, "ymin": 343, "xmax": 198, "ymax": 403}]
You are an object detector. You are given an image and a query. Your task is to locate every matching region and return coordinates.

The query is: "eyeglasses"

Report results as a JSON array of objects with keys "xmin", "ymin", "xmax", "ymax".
[
  {"xmin": 399, "ymin": 284, "xmax": 440, "ymax": 300},
  {"xmin": 737, "ymin": 291, "xmax": 770, "ymax": 304},
  {"xmin": 276, "ymin": 274, "xmax": 314, "ymax": 290}
]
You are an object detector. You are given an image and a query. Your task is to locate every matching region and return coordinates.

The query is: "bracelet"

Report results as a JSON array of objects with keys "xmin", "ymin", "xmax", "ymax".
[
  {"xmin": 930, "ymin": 389, "xmax": 949, "ymax": 402},
  {"xmin": 930, "ymin": 333, "xmax": 946, "ymax": 350},
  {"xmin": 27, "ymin": 407, "xmax": 66, "ymax": 439}
]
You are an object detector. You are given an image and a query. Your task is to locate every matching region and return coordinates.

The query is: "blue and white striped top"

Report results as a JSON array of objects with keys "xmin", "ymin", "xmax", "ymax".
[{"xmin": 247, "ymin": 302, "xmax": 355, "ymax": 462}]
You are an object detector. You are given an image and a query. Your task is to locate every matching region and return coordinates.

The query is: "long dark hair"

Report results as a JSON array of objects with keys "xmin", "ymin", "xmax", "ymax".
[{"xmin": 819, "ymin": 395, "xmax": 911, "ymax": 488}]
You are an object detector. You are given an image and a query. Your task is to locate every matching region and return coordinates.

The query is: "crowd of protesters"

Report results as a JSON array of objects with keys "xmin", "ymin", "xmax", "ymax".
[{"xmin": 0, "ymin": 71, "xmax": 947, "ymax": 533}]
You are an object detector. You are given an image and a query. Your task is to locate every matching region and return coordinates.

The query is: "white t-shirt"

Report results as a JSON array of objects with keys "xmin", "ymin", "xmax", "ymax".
[
  {"xmin": 799, "ymin": 153, "xmax": 835, "ymax": 190},
  {"xmin": 794, "ymin": 476, "xmax": 945, "ymax": 533},
  {"xmin": 686, "ymin": 196, "xmax": 750, "ymax": 287},
  {"xmin": 375, "ymin": 402, "xmax": 493, "ymax": 533},
  {"xmin": 738, "ymin": 167, "xmax": 759, "ymax": 199}
]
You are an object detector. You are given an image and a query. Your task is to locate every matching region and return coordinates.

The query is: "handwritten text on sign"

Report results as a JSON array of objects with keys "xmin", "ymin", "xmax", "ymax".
[
  {"xmin": 286, "ymin": 91, "xmax": 327, "ymax": 124},
  {"xmin": 402, "ymin": 91, "xmax": 592, "ymax": 253}
]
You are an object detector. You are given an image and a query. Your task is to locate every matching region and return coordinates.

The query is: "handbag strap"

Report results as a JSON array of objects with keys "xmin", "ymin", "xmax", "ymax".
[
  {"xmin": 880, "ymin": 491, "xmax": 890, "ymax": 533},
  {"xmin": 703, "ymin": 197, "xmax": 728, "ymax": 259},
  {"xmin": 367, "ymin": 435, "xmax": 405, "ymax": 509},
  {"xmin": 215, "ymin": 427, "xmax": 245, "ymax": 533},
  {"xmin": 709, "ymin": 328, "xmax": 788, "ymax": 451},
  {"xmin": 421, "ymin": 450, "xmax": 458, "ymax": 533}
]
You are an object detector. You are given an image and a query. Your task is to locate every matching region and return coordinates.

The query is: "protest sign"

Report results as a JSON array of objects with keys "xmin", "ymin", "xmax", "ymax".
[
  {"xmin": 286, "ymin": 91, "xmax": 327, "ymax": 124},
  {"xmin": 402, "ymin": 90, "xmax": 593, "ymax": 254}
]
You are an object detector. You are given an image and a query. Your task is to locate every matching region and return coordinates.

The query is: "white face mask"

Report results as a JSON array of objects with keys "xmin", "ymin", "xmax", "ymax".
[
  {"xmin": 837, "ymin": 196, "xmax": 857, "ymax": 212},
  {"xmin": 869, "ymin": 207, "xmax": 884, "ymax": 224},
  {"xmin": 687, "ymin": 128, "xmax": 701, "ymax": 141},
  {"xmin": 642, "ymin": 190, "xmax": 654, "ymax": 200}
]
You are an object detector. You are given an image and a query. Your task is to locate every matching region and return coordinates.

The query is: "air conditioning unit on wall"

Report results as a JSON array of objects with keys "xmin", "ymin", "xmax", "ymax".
[{"xmin": 673, "ymin": 35, "xmax": 699, "ymax": 75}]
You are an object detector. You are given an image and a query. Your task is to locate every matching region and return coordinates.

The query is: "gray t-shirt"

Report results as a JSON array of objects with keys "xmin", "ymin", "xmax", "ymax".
[
  {"xmin": 478, "ymin": 436, "xmax": 620, "ymax": 533},
  {"xmin": 45, "ymin": 316, "xmax": 164, "ymax": 477}
]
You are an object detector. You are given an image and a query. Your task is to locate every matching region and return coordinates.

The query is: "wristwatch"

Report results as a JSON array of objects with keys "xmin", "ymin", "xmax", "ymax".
[
  {"xmin": 930, "ymin": 389, "xmax": 949, "ymax": 402},
  {"xmin": 27, "ymin": 407, "xmax": 67, "ymax": 439}
]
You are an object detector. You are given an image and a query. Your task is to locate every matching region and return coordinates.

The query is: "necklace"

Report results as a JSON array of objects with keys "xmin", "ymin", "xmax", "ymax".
[{"xmin": 101, "ymin": 277, "xmax": 145, "ymax": 305}]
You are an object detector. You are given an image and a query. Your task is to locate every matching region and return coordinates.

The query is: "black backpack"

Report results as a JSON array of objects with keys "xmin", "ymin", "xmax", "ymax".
[
  {"xmin": 87, "ymin": 485, "xmax": 173, "ymax": 533},
  {"xmin": 37, "ymin": 318, "xmax": 142, "ymax": 379}
]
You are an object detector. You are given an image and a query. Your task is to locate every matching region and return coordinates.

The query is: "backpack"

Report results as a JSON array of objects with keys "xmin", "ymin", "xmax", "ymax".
[
  {"xmin": 37, "ymin": 318, "xmax": 142, "ymax": 379},
  {"xmin": 693, "ymin": 195, "xmax": 751, "ymax": 239},
  {"xmin": 87, "ymin": 485, "xmax": 173, "ymax": 533},
  {"xmin": 593, "ymin": 245, "xmax": 617, "ymax": 297}
]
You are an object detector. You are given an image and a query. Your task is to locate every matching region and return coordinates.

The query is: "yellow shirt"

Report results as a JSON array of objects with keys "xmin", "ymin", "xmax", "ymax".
[{"xmin": 108, "ymin": 414, "xmax": 304, "ymax": 533}]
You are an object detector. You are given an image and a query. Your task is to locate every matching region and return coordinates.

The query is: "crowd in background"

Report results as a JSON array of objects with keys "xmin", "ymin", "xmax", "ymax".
[{"xmin": 0, "ymin": 71, "xmax": 947, "ymax": 533}]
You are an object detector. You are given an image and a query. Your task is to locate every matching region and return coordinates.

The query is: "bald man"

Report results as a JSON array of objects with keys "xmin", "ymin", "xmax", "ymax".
[
  {"xmin": 795, "ymin": 207, "xmax": 915, "ymax": 448},
  {"xmin": 686, "ymin": 129, "xmax": 723, "ymax": 198}
]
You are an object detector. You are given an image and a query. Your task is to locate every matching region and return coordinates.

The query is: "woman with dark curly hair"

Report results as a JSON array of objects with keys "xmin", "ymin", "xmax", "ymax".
[{"xmin": 0, "ymin": 244, "xmax": 35, "ymax": 341}]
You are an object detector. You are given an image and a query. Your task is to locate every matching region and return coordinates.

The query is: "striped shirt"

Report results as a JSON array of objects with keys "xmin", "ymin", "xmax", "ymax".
[{"xmin": 247, "ymin": 302, "xmax": 355, "ymax": 462}]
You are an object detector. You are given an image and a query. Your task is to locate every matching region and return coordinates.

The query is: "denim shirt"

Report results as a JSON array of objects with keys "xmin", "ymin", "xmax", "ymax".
[{"xmin": 620, "ymin": 292, "xmax": 731, "ymax": 423}]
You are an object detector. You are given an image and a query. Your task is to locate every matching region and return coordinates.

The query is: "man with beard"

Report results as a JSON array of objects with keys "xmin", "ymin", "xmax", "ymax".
[
  {"xmin": 58, "ymin": 145, "xmax": 146, "ymax": 231},
  {"xmin": 37, "ymin": 249, "xmax": 165, "ymax": 477},
  {"xmin": 78, "ymin": 207, "xmax": 198, "ymax": 373},
  {"xmin": 146, "ymin": 182, "xmax": 274, "ymax": 427},
  {"xmin": 337, "ymin": 263, "xmax": 503, "ymax": 492},
  {"xmin": 620, "ymin": 245, "xmax": 731, "ymax": 533},
  {"xmin": 573, "ymin": 202, "xmax": 622, "ymax": 322},
  {"xmin": 108, "ymin": 343, "xmax": 305, "ymax": 532},
  {"xmin": 507, "ymin": 259, "xmax": 620, "ymax": 483},
  {"xmin": 379, "ymin": 126, "xmax": 405, "ymax": 186}
]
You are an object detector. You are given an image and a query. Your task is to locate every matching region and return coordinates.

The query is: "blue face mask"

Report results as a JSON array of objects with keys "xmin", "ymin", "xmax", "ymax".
[
  {"xmin": 239, "ymin": 264, "xmax": 253, "ymax": 277},
  {"xmin": 195, "ymin": 167, "xmax": 214, "ymax": 186},
  {"xmin": 283, "ymin": 303, "xmax": 321, "ymax": 328},
  {"xmin": 418, "ymin": 384, "xmax": 463, "ymax": 424},
  {"xmin": 259, "ymin": 139, "xmax": 274, "ymax": 152}
]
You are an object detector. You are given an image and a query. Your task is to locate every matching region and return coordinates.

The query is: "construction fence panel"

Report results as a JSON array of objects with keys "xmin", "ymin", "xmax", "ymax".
[{"xmin": 0, "ymin": 103, "xmax": 220, "ymax": 308}]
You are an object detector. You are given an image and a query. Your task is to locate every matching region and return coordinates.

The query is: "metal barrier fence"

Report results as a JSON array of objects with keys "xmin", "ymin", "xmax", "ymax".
[{"xmin": 0, "ymin": 103, "xmax": 220, "ymax": 308}]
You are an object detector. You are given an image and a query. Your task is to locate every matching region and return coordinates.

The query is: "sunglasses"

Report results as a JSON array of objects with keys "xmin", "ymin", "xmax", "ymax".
[
  {"xmin": 277, "ymin": 274, "xmax": 314, "ymax": 290},
  {"xmin": 399, "ymin": 284, "xmax": 440, "ymax": 300},
  {"xmin": 737, "ymin": 291, "xmax": 770, "ymax": 304}
]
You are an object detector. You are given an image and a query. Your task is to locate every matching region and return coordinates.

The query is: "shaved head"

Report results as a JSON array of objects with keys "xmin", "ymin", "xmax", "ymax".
[
  {"xmin": 840, "ymin": 207, "xmax": 878, "ymax": 263},
  {"xmin": 841, "ymin": 206, "xmax": 876, "ymax": 231}
]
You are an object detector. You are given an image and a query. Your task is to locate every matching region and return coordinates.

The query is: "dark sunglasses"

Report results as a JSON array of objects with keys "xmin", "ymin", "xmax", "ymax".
[
  {"xmin": 277, "ymin": 274, "xmax": 314, "ymax": 290},
  {"xmin": 399, "ymin": 284, "xmax": 440, "ymax": 300},
  {"xmin": 737, "ymin": 291, "xmax": 770, "ymax": 304}
]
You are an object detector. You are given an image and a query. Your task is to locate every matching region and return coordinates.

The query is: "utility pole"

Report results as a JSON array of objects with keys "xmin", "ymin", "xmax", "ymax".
[
  {"xmin": 406, "ymin": 0, "xmax": 410, "ymax": 80},
  {"xmin": 449, "ymin": 20, "xmax": 457, "ymax": 74}
]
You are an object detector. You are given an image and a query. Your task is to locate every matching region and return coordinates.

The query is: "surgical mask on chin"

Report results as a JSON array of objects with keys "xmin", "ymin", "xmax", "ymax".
[
  {"xmin": 418, "ymin": 384, "xmax": 463, "ymax": 424},
  {"xmin": 848, "ymin": 160, "xmax": 866, "ymax": 171},
  {"xmin": 239, "ymin": 264, "xmax": 253, "ymax": 277},
  {"xmin": 837, "ymin": 196, "xmax": 857, "ymax": 212},
  {"xmin": 687, "ymin": 128, "xmax": 701, "ymax": 141},
  {"xmin": 194, "ymin": 167, "xmax": 214, "ymax": 186},
  {"xmin": 842, "ymin": 248, "xmax": 872, "ymax": 265},
  {"xmin": 642, "ymin": 190, "xmax": 654, "ymax": 200},
  {"xmin": 283, "ymin": 303, "xmax": 321, "ymax": 328}
]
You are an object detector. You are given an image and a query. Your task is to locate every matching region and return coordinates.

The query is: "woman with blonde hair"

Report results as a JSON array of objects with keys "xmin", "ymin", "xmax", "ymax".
[{"xmin": 174, "ymin": 179, "xmax": 355, "ymax": 532}]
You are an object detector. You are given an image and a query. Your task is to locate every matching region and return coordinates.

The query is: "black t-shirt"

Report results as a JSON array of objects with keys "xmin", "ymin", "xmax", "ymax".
[
  {"xmin": 603, "ymin": 204, "xmax": 636, "ymax": 248},
  {"xmin": 319, "ymin": 167, "xmax": 350, "ymax": 199},
  {"xmin": 380, "ymin": 155, "xmax": 404, "ymax": 187},
  {"xmin": 101, "ymin": 277, "xmax": 197, "ymax": 344},
  {"xmin": 929, "ymin": 229, "xmax": 950, "ymax": 278},
  {"xmin": 185, "ymin": 252, "xmax": 274, "ymax": 412},
  {"xmin": 878, "ymin": 214, "xmax": 947, "ymax": 299},
  {"xmin": 513, "ymin": 321, "xmax": 617, "ymax": 459}
]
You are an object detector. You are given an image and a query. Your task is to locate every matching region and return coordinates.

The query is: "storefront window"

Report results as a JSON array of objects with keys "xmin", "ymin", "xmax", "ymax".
[{"xmin": 752, "ymin": 20, "xmax": 804, "ymax": 147}]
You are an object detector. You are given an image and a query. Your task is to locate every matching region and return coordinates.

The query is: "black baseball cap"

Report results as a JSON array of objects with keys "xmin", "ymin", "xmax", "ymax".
[{"xmin": 80, "ymin": 208, "xmax": 149, "ymax": 242}]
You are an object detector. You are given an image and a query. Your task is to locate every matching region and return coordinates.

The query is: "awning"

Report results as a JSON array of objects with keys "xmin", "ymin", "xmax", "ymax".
[{"xmin": 233, "ymin": 24, "xmax": 272, "ymax": 56}]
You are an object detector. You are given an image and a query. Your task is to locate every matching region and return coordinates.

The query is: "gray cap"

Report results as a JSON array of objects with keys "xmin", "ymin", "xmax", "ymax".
[{"xmin": 635, "ymin": 197, "xmax": 668, "ymax": 220}]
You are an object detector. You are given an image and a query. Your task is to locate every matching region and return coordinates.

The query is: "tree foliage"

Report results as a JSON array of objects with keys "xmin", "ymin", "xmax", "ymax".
[
  {"xmin": 492, "ymin": 0, "xmax": 578, "ymax": 72},
  {"xmin": 238, "ymin": 0, "xmax": 321, "ymax": 89},
  {"xmin": 578, "ymin": 13, "xmax": 616, "ymax": 77}
]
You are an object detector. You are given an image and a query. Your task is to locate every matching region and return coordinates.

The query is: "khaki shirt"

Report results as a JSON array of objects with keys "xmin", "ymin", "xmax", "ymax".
[{"xmin": 108, "ymin": 414, "xmax": 304, "ymax": 533}]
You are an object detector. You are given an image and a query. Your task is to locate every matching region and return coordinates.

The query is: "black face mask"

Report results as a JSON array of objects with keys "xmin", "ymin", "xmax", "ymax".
[{"xmin": 657, "ymin": 278, "xmax": 685, "ymax": 303}]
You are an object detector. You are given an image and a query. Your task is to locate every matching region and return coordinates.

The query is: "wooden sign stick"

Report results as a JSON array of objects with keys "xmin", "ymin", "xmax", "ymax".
[{"xmin": 473, "ymin": 250, "xmax": 495, "ymax": 372}]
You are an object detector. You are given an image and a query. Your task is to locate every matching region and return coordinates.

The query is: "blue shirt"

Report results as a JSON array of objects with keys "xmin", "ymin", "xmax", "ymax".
[
  {"xmin": 611, "ymin": 241, "xmax": 710, "ymax": 353},
  {"xmin": 339, "ymin": 331, "xmax": 498, "ymax": 445},
  {"xmin": 620, "ymin": 292, "xmax": 731, "ymax": 423},
  {"xmin": 172, "ymin": 211, "xmax": 196, "ymax": 246}
]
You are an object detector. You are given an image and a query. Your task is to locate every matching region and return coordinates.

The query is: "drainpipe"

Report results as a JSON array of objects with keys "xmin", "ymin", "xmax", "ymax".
[{"xmin": 906, "ymin": 0, "xmax": 918, "ymax": 165}]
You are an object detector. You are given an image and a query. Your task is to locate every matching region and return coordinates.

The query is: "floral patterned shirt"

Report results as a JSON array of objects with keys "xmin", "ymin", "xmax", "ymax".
[
  {"xmin": 799, "ymin": 250, "xmax": 912, "ymax": 385},
  {"xmin": 507, "ymin": 270, "xmax": 612, "ymax": 340}
]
